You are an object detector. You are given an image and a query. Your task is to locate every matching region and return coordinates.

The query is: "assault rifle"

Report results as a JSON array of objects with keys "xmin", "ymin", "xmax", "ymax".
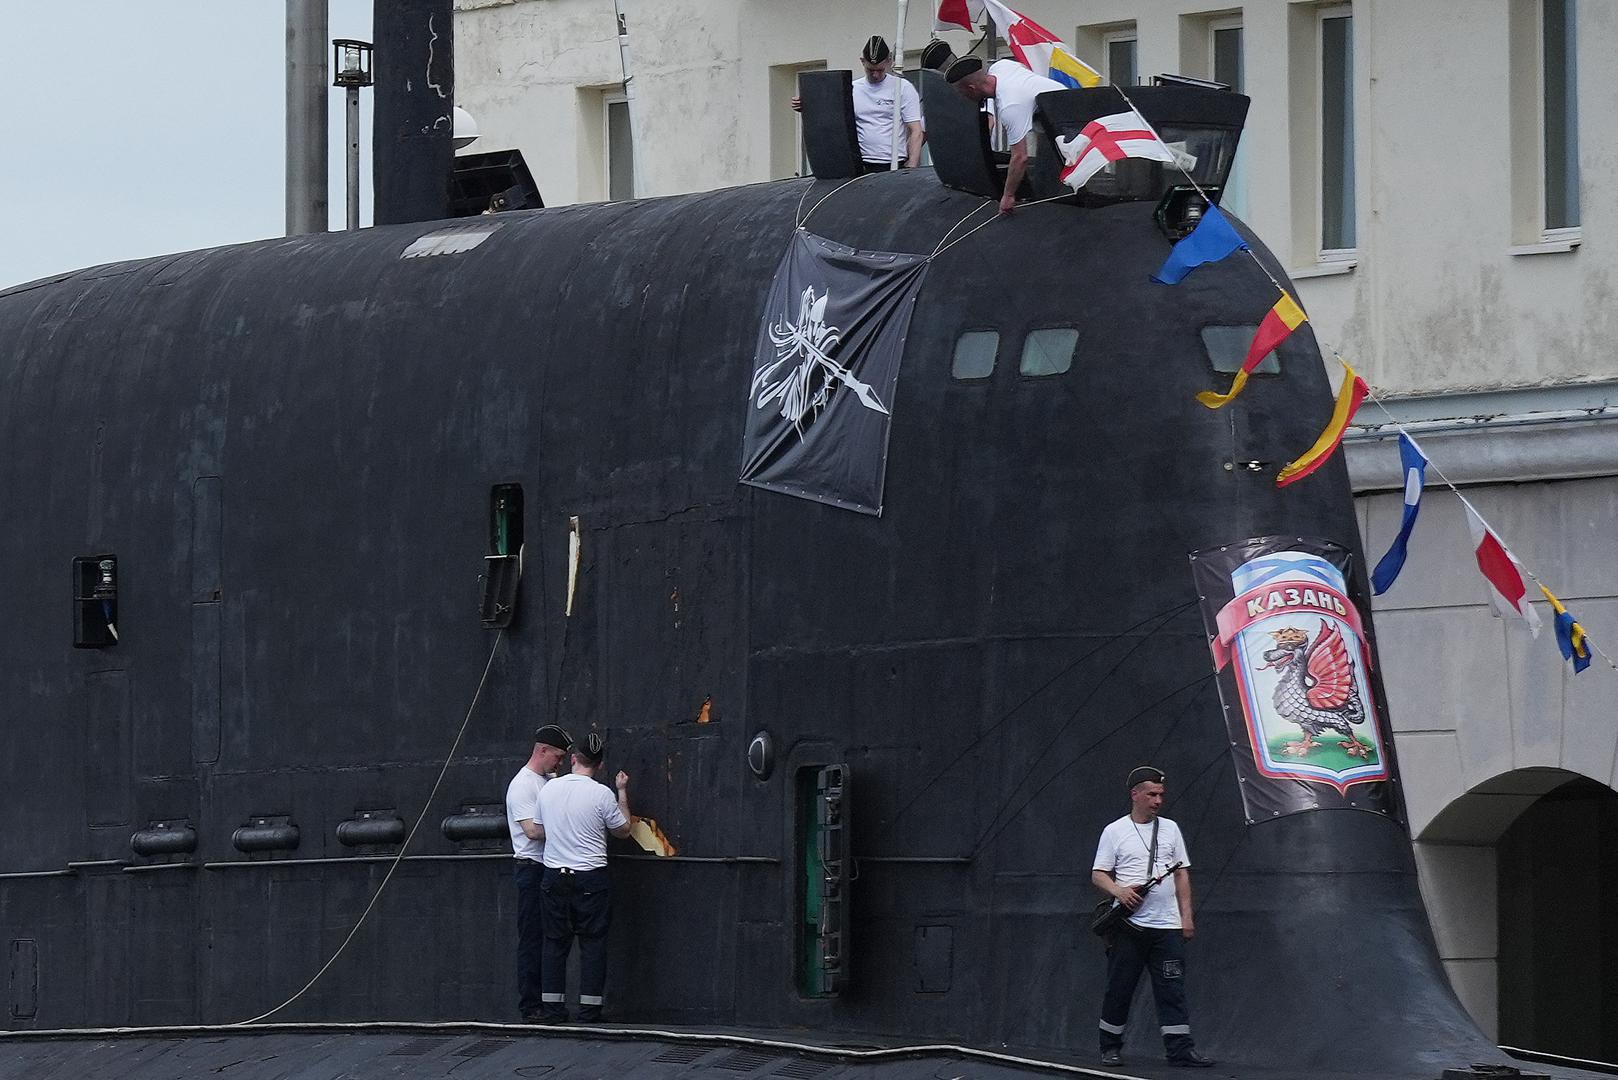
[{"xmin": 1090, "ymin": 861, "xmax": 1186, "ymax": 939}]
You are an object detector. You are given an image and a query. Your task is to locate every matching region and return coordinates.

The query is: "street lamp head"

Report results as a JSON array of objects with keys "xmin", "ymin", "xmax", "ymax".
[
  {"xmin": 332, "ymin": 39, "xmax": 374, "ymax": 88},
  {"xmin": 453, "ymin": 106, "xmax": 480, "ymax": 151}
]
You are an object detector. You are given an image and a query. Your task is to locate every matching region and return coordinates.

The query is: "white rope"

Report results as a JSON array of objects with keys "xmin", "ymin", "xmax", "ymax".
[
  {"xmin": 796, "ymin": 173, "xmax": 875, "ymax": 229},
  {"xmin": 234, "ymin": 629, "xmax": 509, "ymax": 1025}
]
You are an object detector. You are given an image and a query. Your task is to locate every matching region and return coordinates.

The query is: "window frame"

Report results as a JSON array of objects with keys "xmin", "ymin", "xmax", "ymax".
[
  {"xmin": 1539, "ymin": 0, "xmax": 1579, "ymax": 234},
  {"xmin": 1208, "ymin": 16, "xmax": 1243, "ymax": 93},
  {"xmin": 602, "ymin": 91, "xmax": 634, "ymax": 202},
  {"xmin": 1316, "ymin": 4, "xmax": 1356, "ymax": 261},
  {"xmin": 1102, "ymin": 28, "xmax": 1139, "ymax": 88}
]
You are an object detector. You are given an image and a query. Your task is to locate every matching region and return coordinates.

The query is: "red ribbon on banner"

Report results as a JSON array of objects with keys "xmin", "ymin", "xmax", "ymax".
[{"xmin": 1209, "ymin": 581, "xmax": 1370, "ymax": 670}]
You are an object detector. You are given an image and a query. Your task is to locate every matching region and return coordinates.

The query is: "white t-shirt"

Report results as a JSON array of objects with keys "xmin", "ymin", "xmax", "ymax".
[
  {"xmin": 506, "ymin": 766, "xmax": 548, "ymax": 863},
  {"xmin": 851, "ymin": 73, "xmax": 923, "ymax": 164},
  {"xmin": 538, "ymin": 773, "xmax": 629, "ymax": 871},
  {"xmin": 1092, "ymin": 815, "xmax": 1191, "ymax": 930},
  {"xmin": 989, "ymin": 59, "xmax": 1066, "ymax": 148}
]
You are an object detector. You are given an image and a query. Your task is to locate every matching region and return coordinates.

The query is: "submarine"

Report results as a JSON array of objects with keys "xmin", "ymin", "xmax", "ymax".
[{"xmin": 0, "ymin": 19, "xmax": 1594, "ymax": 1080}]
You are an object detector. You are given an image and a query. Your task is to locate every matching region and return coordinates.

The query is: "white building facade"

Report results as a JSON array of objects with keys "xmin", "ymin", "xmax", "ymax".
[{"xmin": 453, "ymin": 0, "xmax": 1618, "ymax": 1056}]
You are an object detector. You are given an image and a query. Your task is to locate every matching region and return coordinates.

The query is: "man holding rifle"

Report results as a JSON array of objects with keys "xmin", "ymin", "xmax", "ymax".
[{"xmin": 1091, "ymin": 766, "xmax": 1214, "ymax": 1068}]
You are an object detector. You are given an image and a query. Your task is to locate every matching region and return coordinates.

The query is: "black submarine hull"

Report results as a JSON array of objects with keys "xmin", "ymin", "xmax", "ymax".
[{"xmin": 0, "ymin": 170, "xmax": 1506, "ymax": 1077}]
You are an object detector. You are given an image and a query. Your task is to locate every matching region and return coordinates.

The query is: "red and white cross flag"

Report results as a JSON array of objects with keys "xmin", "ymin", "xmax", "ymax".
[
  {"xmin": 1055, "ymin": 110, "xmax": 1177, "ymax": 191},
  {"xmin": 935, "ymin": 0, "xmax": 983, "ymax": 31},
  {"xmin": 1464, "ymin": 503, "xmax": 1542, "ymax": 636}
]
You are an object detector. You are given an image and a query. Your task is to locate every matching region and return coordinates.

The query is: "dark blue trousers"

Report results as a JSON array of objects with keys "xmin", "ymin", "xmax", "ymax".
[
  {"xmin": 1099, "ymin": 926, "xmax": 1196, "ymax": 1059},
  {"xmin": 513, "ymin": 860, "xmax": 546, "ymax": 1016},
  {"xmin": 539, "ymin": 866, "xmax": 612, "ymax": 1020}
]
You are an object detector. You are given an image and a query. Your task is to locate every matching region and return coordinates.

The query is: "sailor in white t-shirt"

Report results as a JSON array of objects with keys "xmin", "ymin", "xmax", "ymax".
[
  {"xmin": 947, "ymin": 56, "xmax": 1066, "ymax": 215},
  {"xmin": 534, "ymin": 732, "xmax": 633, "ymax": 1022},
  {"xmin": 793, "ymin": 36, "xmax": 924, "ymax": 172},
  {"xmin": 505, "ymin": 723, "xmax": 571, "ymax": 1022},
  {"xmin": 1090, "ymin": 766, "xmax": 1214, "ymax": 1068}
]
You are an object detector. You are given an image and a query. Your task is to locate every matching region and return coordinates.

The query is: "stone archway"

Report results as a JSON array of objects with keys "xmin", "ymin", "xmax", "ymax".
[{"xmin": 1413, "ymin": 767, "xmax": 1618, "ymax": 1061}]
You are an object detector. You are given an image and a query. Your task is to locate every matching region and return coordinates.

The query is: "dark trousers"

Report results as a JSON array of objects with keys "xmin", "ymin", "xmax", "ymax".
[
  {"xmin": 539, "ymin": 866, "xmax": 612, "ymax": 1019},
  {"xmin": 513, "ymin": 860, "xmax": 546, "ymax": 1015},
  {"xmin": 861, "ymin": 161, "xmax": 895, "ymax": 173},
  {"xmin": 1099, "ymin": 926, "xmax": 1195, "ymax": 1058}
]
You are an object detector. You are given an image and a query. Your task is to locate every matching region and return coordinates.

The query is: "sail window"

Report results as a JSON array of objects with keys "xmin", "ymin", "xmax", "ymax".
[
  {"xmin": 1201, "ymin": 325, "xmax": 1279, "ymax": 375},
  {"xmin": 951, "ymin": 330, "xmax": 998, "ymax": 380},
  {"xmin": 1019, "ymin": 328, "xmax": 1078, "ymax": 377}
]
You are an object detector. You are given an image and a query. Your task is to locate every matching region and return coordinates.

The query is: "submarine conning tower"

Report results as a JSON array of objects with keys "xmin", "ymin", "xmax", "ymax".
[
  {"xmin": 797, "ymin": 65, "xmax": 1248, "ymax": 223},
  {"xmin": 0, "ymin": 58, "xmax": 1538, "ymax": 1080}
]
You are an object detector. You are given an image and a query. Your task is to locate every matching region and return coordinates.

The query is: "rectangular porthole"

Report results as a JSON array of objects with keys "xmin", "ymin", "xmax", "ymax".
[
  {"xmin": 951, "ymin": 330, "xmax": 998, "ymax": 381},
  {"xmin": 489, "ymin": 484, "xmax": 524, "ymax": 557},
  {"xmin": 73, "ymin": 554, "xmax": 119, "ymax": 648},
  {"xmin": 1201, "ymin": 325, "xmax": 1278, "ymax": 375},
  {"xmin": 1019, "ymin": 328, "xmax": 1078, "ymax": 377},
  {"xmin": 479, "ymin": 485, "xmax": 523, "ymax": 629}
]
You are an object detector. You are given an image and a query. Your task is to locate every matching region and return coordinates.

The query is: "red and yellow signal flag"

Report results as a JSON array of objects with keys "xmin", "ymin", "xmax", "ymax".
[
  {"xmin": 1196, "ymin": 291, "xmax": 1308, "ymax": 409},
  {"xmin": 1275, "ymin": 365, "xmax": 1369, "ymax": 488}
]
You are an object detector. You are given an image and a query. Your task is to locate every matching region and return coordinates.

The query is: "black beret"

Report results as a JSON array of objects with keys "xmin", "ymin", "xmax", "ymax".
[
  {"xmin": 862, "ymin": 35, "xmax": 891, "ymax": 65},
  {"xmin": 945, "ymin": 56, "xmax": 984, "ymax": 84},
  {"xmin": 572, "ymin": 731, "xmax": 607, "ymax": 764},
  {"xmin": 533, "ymin": 724, "xmax": 572, "ymax": 751},
  {"xmin": 1127, "ymin": 766, "xmax": 1166, "ymax": 790}
]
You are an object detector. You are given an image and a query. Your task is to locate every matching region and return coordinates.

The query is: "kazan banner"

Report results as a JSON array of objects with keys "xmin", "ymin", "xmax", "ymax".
[
  {"xmin": 1189, "ymin": 537, "xmax": 1402, "ymax": 823},
  {"xmin": 739, "ymin": 231, "xmax": 930, "ymax": 516}
]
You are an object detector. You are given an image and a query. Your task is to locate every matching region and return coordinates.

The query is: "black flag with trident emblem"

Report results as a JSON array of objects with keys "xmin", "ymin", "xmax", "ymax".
[{"xmin": 739, "ymin": 230, "xmax": 930, "ymax": 516}]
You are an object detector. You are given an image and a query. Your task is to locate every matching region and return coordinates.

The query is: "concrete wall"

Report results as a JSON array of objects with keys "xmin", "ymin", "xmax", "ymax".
[{"xmin": 1357, "ymin": 472, "xmax": 1618, "ymax": 1037}]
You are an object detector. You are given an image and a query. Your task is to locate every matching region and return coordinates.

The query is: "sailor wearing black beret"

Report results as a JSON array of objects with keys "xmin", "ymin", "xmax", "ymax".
[
  {"xmin": 948, "ymin": 52, "xmax": 1067, "ymax": 215},
  {"xmin": 506, "ymin": 723, "xmax": 573, "ymax": 1021},
  {"xmin": 1090, "ymin": 765, "xmax": 1215, "ymax": 1067},
  {"xmin": 533, "ymin": 731, "xmax": 634, "ymax": 1022},
  {"xmin": 791, "ymin": 34, "xmax": 925, "ymax": 171}
]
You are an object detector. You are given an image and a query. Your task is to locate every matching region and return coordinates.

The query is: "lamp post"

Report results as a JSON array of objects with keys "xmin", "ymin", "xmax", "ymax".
[{"xmin": 332, "ymin": 38, "xmax": 373, "ymax": 231}]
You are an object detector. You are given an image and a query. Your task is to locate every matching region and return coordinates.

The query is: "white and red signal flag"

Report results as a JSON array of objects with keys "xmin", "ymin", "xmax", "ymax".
[
  {"xmin": 1464, "ymin": 504, "xmax": 1542, "ymax": 636},
  {"xmin": 1056, "ymin": 110, "xmax": 1177, "ymax": 192},
  {"xmin": 935, "ymin": 0, "xmax": 983, "ymax": 32}
]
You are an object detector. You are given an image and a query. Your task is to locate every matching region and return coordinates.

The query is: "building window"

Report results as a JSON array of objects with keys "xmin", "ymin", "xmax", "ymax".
[
  {"xmin": 1319, "ymin": 7, "xmax": 1355, "ymax": 254},
  {"xmin": 1104, "ymin": 30, "xmax": 1138, "ymax": 87},
  {"xmin": 604, "ymin": 94, "xmax": 634, "ymax": 201},
  {"xmin": 770, "ymin": 62, "xmax": 827, "ymax": 180},
  {"xmin": 1019, "ymin": 329, "xmax": 1078, "ymax": 377},
  {"xmin": 951, "ymin": 330, "xmax": 999, "ymax": 381},
  {"xmin": 1209, "ymin": 17, "xmax": 1245, "ymax": 216},
  {"xmin": 1542, "ymin": 0, "xmax": 1579, "ymax": 231},
  {"xmin": 1211, "ymin": 20, "xmax": 1243, "ymax": 92}
]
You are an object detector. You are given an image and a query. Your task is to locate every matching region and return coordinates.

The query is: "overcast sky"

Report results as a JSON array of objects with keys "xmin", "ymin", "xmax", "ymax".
[{"xmin": 1, "ymin": 1, "xmax": 374, "ymax": 289}]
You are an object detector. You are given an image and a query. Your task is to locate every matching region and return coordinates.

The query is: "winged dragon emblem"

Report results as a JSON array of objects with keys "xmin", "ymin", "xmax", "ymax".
[{"xmin": 1260, "ymin": 621, "xmax": 1373, "ymax": 759}]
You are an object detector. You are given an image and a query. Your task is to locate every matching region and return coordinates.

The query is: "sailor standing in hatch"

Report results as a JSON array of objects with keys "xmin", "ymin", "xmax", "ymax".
[
  {"xmin": 793, "ymin": 36, "xmax": 924, "ymax": 172},
  {"xmin": 535, "ymin": 732, "xmax": 633, "ymax": 1022},
  {"xmin": 506, "ymin": 724, "xmax": 572, "ymax": 1022},
  {"xmin": 1091, "ymin": 766, "xmax": 1214, "ymax": 1068},
  {"xmin": 947, "ymin": 56, "xmax": 1065, "ymax": 215}
]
